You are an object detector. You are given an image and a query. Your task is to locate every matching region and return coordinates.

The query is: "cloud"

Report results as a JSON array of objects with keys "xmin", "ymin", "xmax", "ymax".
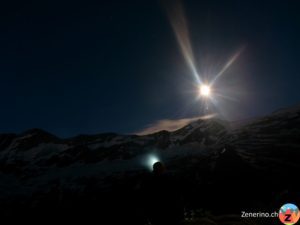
[{"xmin": 136, "ymin": 114, "xmax": 216, "ymax": 135}]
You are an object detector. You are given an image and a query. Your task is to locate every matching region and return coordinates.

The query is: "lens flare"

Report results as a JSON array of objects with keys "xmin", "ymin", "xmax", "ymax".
[
  {"xmin": 164, "ymin": 0, "xmax": 201, "ymax": 84},
  {"xmin": 210, "ymin": 46, "xmax": 245, "ymax": 85},
  {"xmin": 164, "ymin": 0, "xmax": 245, "ymax": 116}
]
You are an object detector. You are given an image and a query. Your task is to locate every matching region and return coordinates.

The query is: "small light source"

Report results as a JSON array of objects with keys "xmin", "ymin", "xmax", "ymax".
[
  {"xmin": 146, "ymin": 155, "xmax": 159, "ymax": 171},
  {"xmin": 200, "ymin": 84, "xmax": 211, "ymax": 97}
]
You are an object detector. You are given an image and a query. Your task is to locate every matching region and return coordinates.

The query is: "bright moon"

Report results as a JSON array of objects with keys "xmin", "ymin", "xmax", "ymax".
[{"xmin": 200, "ymin": 84, "xmax": 211, "ymax": 97}]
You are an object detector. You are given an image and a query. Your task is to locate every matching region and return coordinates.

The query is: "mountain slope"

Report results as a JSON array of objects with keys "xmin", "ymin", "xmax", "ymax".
[{"xmin": 0, "ymin": 105, "xmax": 299, "ymax": 223}]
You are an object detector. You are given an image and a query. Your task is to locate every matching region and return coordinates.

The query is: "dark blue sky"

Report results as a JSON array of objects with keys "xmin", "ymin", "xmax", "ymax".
[{"xmin": 0, "ymin": 0, "xmax": 299, "ymax": 137}]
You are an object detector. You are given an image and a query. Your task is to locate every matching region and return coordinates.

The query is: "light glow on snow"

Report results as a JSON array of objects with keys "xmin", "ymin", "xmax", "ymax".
[{"xmin": 146, "ymin": 154, "xmax": 160, "ymax": 171}]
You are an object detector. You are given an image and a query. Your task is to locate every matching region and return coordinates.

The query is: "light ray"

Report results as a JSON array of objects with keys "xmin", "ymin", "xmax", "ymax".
[
  {"xmin": 210, "ymin": 46, "xmax": 245, "ymax": 85},
  {"xmin": 214, "ymin": 93, "xmax": 240, "ymax": 102},
  {"xmin": 164, "ymin": 0, "xmax": 201, "ymax": 84}
]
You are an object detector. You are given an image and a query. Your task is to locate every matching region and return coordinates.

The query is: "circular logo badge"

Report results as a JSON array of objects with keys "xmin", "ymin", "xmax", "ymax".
[{"xmin": 279, "ymin": 203, "xmax": 300, "ymax": 225}]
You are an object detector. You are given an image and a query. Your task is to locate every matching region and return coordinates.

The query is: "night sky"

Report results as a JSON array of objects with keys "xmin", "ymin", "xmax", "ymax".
[{"xmin": 0, "ymin": 0, "xmax": 300, "ymax": 137}]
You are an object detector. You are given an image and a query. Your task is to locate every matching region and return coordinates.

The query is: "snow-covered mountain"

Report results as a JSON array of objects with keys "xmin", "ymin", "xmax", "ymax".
[
  {"xmin": 228, "ymin": 105, "xmax": 300, "ymax": 171},
  {"xmin": 0, "ymin": 119, "xmax": 228, "ymax": 173},
  {"xmin": 0, "ymin": 105, "xmax": 299, "ymax": 222}
]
